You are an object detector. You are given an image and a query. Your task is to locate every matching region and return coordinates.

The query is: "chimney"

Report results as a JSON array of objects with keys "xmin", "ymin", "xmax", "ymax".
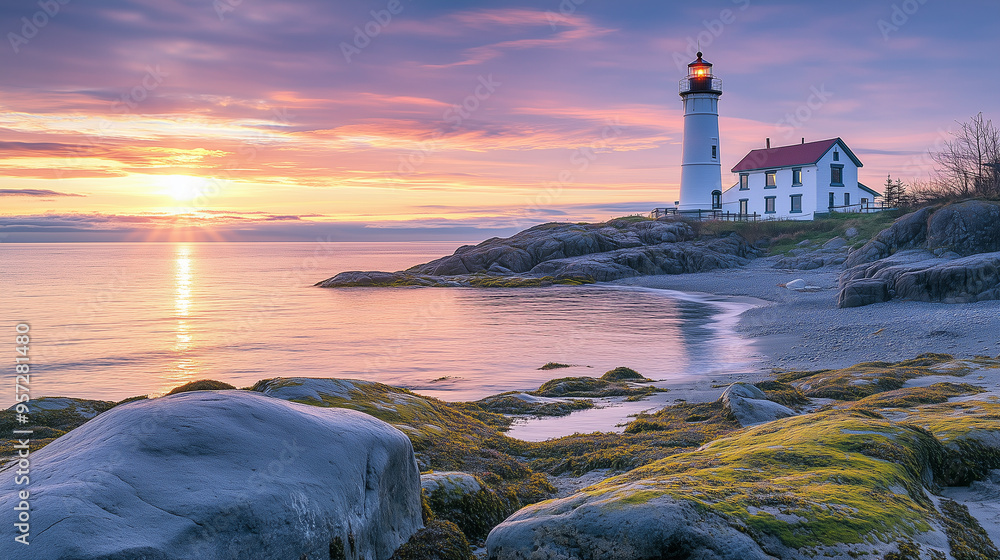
[
  {"xmin": 801, "ymin": 137, "xmax": 805, "ymax": 144},
  {"xmin": 766, "ymin": 138, "xmax": 770, "ymax": 149}
]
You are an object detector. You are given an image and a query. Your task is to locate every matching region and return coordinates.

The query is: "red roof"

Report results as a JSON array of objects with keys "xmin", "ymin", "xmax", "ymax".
[{"xmin": 731, "ymin": 138, "xmax": 862, "ymax": 173}]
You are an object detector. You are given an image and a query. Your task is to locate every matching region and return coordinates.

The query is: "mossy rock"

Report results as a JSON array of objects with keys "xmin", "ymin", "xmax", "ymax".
[
  {"xmin": 422, "ymin": 472, "xmax": 511, "ymax": 542},
  {"xmin": 530, "ymin": 376, "xmax": 663, "ymax": 399},
  {"xmin": 600, "ymin": 366, "xmax": 653, "ymax": 382},
  {"xmin": 165, "ymin": 379, "xmax": 237, "ymax": 395},
  {"xmin": 252, "ymin": 377, "xmax": 555, "ymax": 522},
  {"xmin": 492, "ymin": 409, "xmax": 970, "ymax": 558},
  {"xmin": 774, "ymin": 354, "xmax": 963, "ymax": 401},
  {"xmin": 753, "ymin": 380, "xmax": 810, "ymax": 407},
  {"xmin": 844, "ymin": 383, "xmax": 984, "ymax": 410},
  {"xmin": 474, "ymin": 393, "xmax": 594, "ymax": 417},
  {"xmin": 389, "ymin": 520, "xmax": 474, "ymax": 560},
  {"xmin": 538, "ymin": 362, "xmax": 572, "ymax": 370}
]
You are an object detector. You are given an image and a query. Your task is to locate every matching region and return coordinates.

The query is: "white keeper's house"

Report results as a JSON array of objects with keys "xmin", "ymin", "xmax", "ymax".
[{"xmin": 721, "ymin": 137, "xmax": 882, "ymax": 220}]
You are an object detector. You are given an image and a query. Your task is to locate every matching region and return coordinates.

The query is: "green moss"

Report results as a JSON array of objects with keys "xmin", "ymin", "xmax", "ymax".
[
  {"xmin": 883, "ymin": 540, "xmax": 921, "ymax": 560},
  {"xmin": 425, "ymin": 476, "xmax": 510, "ymax": 541},
  {"xmin": 523, "ymin": 401, "xmax": 740, "ymax": 475},
  {"xmin": 938, "ymin": 499, "xmax": 1000, "ymax": 560},
  {"xmin": 165, "ymin": 379, "xmax": 236, "ymax": 395},
  {"xmin": 538, "ymin": 362, "xmax": 572, "ymax": 370},
  {"xmin": 474, "ymin": 393, "xmax": 594, "ymax": 417},
  {"xmin": 845, "ymin": 383, "xmax": 984, "ymax": 410},
  {"xmin": 389, "ymin": 520, "xmax": 474, "ymax": 560},
  {"xmin": 753, "ymin": 380, "xmax": 810, "ymax": 408},
  {"xmin": 530, "ymin": 376, "xmax": 665, "ymax": 399},
  {"xmin": 582, "ymin": 410, "xmax": 950, "ymax": 551},
  {"xmin": 600, "ymin": 366, "xmax": 653, "ymax": 382},
  {"xmin": 774, "ymin": 354, "xmax": 961, "ymax": 401}
]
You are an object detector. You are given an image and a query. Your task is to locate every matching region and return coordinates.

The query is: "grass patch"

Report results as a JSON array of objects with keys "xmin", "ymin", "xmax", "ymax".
[
  {"xmin": 600, "ymin": 366, "xmax": 654, "ymax": 382},
  {"xmin": 692, "ymin": 210, "xmax": 903, "ymax": 255}
]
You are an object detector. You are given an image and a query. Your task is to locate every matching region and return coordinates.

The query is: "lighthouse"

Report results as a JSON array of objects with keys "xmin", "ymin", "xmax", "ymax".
[{"xmin": 677, "ymin": 52, "xmax": 723, "ymax": 212}]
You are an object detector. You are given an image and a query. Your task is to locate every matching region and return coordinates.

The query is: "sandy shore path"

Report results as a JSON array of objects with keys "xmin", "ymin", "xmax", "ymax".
[{"xmin": 615, "ymin": 256, "xmax": 1000, "ymax": 371}]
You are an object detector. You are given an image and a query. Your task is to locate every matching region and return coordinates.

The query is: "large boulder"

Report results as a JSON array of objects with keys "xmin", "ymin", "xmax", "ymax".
[
  {"xmin": 837, "ymin": 278, "xmax": 891, "ymax": 308},
  {"xmin": 486, "ymin": 410, "xmax": 959, "ymax": 560},
  {"xmin": 0, "ymin": 391, "xmax": 422, "ymax": 560},
  {"xmin": 893, "ymin": 252, "xmax": 1000, "ymax": 303},
  {"xmin": 844, "ymin": 206, "xmax": 935, "ymax": 268},
  {"xmin": 925, "ymin": 200, "xmax": 1000, "ymax": 255},
  {"xmin": 720, "ymin": 382, "xmax": 795, "ymax": 426}
]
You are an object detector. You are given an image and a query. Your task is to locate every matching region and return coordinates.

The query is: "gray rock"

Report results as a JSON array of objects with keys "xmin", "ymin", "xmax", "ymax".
[
  {"xmin": 486, "ymin": 489, "xmax": 773, "ymax": 560},
  {"xmin": 844, "ymin": 206, "xmax": 934, "ymax": 268},
  {"xmin": 893, "ymin": 251, "xmax": 1000, "ymax": 303},
  {"xmin": 785, "ymin": 278, "xmax": 807, "ymax": 290},
  {"xmin": 837, "ymin": 278, "xmax": 891, "ymax": 308},
  {"xmin": 317, "ymin": 221, "xmax": 762, "ymax": 287},
  {"xmin": 0, "ymin": 391, "xmax": 422, "ymax": 560},
  {"xmin": 925, "ymin": 200, "xmax": 1000, "ymax": 255},
  {"xmin": 720, "ymin": 383, "xmax": 795, "ymax": 426},
  {"xmin": 845, "ymin": 227, "xmax": 859, "ymax": 238},
  {"xmin": 822, "ymin": 237, "xmax": 848, "ymax": 250}
]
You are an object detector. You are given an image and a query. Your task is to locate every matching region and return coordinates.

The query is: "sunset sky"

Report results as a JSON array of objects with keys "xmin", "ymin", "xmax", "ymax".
[{"xmin": 1, "ymin": 0, "xmax": 998, "ymax": 241}]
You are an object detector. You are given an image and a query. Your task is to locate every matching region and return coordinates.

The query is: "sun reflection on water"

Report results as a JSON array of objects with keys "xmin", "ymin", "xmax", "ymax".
[{"xmin": 170, "ymin": 244, "xmax": 197, "ymax": 386}]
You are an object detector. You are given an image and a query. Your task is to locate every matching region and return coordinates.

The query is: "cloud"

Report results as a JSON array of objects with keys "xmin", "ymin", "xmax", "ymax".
[{"xmin": 0, "ymin": 189, "xmax": 85, "ymax": 197}]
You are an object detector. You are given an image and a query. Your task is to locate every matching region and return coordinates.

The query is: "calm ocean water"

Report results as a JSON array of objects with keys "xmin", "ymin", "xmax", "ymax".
[{"xmin": 2, "ymin": 242, "xmax": 759, "ymax": 408}]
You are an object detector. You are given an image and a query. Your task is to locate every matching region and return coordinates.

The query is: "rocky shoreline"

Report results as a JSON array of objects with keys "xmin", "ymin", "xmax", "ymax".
[{"xmin": 4, "ymin": 355, "xmax": 1000, "ymax": 559}]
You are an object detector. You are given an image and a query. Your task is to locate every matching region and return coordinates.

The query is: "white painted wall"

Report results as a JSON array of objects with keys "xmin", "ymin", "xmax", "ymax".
[{"xmin": 721, "ymin": 142, "xmax": 878, "ymax": 220}]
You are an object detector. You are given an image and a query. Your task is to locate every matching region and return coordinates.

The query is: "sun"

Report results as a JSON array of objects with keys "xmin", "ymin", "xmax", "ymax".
[{"xmin": 157, "ymin": 175, "xmax": 205, "ymax": 202}]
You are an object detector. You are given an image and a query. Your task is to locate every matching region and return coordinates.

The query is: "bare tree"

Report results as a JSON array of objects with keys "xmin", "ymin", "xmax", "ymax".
[{"xmin": 930, "ymin": 113, "xmax": 1000, "ymax": 199}]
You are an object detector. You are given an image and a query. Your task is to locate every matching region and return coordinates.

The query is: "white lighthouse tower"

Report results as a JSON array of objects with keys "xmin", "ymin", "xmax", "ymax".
[{"xmin": 677, "ymin": 52, "xmax": 723, "ymax": 212}]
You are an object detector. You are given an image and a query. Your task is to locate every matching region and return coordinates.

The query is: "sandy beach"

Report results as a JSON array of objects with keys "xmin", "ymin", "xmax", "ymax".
[{"xmin": 616, "ymin": 255, "xmax": 1000, "ymax": 371}]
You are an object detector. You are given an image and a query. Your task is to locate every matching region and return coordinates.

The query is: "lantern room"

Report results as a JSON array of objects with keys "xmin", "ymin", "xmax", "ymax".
[{"xmin": 679, "ymin": 52, "xmax": 722, "ymax": 95}]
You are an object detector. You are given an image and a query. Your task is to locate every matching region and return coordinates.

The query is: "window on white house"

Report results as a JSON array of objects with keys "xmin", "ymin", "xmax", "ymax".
[
  {"xmin": 790, "ymin": 194, "xmax": 802, "ymax": 213},
  {"xmin": 739, "ymin": 199, "xmax": 748, "ymax": 215},
  {"xmin": 792, "ymin": 168, "xmax": 802, "ymax": 186},
  {"xmin": 740, "ymin": 174, "xmax": 749, "ymax": 190},
  {"xmin": 833, "ymin": 151, "xmax": 840, "ymax": 161},
  {"xmin": 765, "ymin": 171, "xmax": 777, "ymax": 188},
  {"xmin": 712, "ymin": 145, "xmax": 717, "ymax": 159},
  {"xmin": 831, "ymin": 165, "xmax": 844, "ymax": 185},
  {"xmin": 712, "ymin": 190, "xmax": 722, "ymax": 210},
  {"xmin": 844, "ymin": 193, "xmax": 851, "ymax": 206},
  {"xmin": 829, "ymin": 192, "xmax": 835, "ymax": 208},
  {"xmin": 765, "ymin": 196, "xmax": 776, "ymax": 213}
]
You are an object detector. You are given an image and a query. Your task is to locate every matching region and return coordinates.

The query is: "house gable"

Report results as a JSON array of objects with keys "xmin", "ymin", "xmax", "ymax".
[{"xmin": 731, "ymin": 138, "xmax": 863, "ymax": 173}]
